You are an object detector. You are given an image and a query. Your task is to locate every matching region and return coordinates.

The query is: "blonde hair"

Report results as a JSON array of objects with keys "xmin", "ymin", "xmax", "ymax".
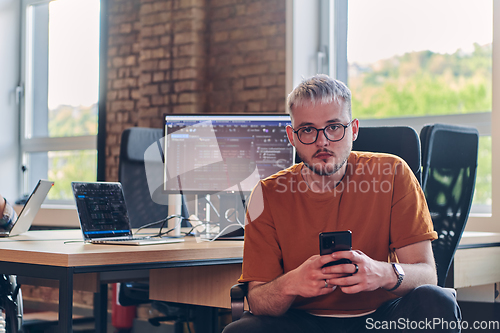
[{"xmin": 287, "ymin": 74, "xmax": 352, "ymax": 118}]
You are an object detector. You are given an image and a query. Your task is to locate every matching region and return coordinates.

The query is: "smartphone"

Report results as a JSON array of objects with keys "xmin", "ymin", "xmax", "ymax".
[{"xmin": 319, "ymin": 230, "xmax": 352, "ymax": 267}]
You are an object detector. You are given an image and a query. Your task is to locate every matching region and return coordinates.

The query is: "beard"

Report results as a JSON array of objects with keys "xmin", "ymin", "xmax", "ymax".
[{"xmin": 297, "ymin": 147, "xmax": 351, "ymax": 176}]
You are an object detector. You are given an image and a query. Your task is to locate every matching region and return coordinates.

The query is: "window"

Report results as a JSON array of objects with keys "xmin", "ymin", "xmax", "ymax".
[
  {"xmin": 21, "ymin": 0, "xmax": 100, "ymax": 202},
  {"xmin": 345, "ymin": 0, "xmax": 492, "ymax": 214},
  {"xmin": 288, "ymin": 0, "xmax": 498, "ymax": 230}
]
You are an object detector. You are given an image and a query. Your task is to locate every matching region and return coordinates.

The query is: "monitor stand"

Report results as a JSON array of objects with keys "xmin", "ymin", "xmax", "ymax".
[{"xmin": 216, "ymin": 193, "xmax": 246, "ymax": 240}]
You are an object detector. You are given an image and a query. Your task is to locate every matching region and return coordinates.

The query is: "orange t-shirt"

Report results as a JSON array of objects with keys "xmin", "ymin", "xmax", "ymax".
[{"xmin": 240, "ymin": 151, "xmax": 437, "ymax": 315}]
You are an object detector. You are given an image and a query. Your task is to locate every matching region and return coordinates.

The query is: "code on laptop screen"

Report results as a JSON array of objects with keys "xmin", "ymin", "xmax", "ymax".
[
  {"xmin": 163, "ymin": 114, "xmax": 295, "ymax": 194},
  {"xmin": 72, "ymin": 182, "xmax": 132, "ymax": 239}
]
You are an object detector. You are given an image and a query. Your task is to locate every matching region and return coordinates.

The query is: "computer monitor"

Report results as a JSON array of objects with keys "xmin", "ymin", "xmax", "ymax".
[{"xmin": 163, "ymin": 114, "xmax": 295, "ymax": 195}]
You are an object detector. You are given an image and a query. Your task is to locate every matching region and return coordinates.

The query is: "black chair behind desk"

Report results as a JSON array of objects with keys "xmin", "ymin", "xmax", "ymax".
[
  {"xmin": 352, "ymin": 126, "xmax": 422, "ymax": 184},
  {"xmin": 118, "ymin": 127, "xmax": 191, "ymax": 331},
  {"xmin": 230, "ymin": 126, "xmax": 423, "ymax": 321},
  {"xmin": 420, "ymin": 124, "xmax": 479, "ymax": 287}
]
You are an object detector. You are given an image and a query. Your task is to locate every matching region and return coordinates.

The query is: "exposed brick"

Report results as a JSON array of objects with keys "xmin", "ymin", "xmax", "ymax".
[
  {"xmin": 139, "ymin": 73, "xmax": 152, "ymax": 85},
  {"xmin": 152, "ymin": 71, "xmax": 165, "ymax": 82},
  {"xmin": 173, "ymin": 57, "xmax": 197, "ymax": 69},
  {"xmin": 237, "ymin": 39, "xmax": 268, "ymax": 52},
  {"xmin": 142, "ymin": 84, "xmax": 159, "ymax": 95},
  {"xmin": 213, "ymin": 31, "xmax": 229, "ymax": 43},
  {"xmin": 238, "ymin": 89, "xmax": 267, "ymax": 101},
  {"xmin": 112, "ymin": 57, "xmax": 125, "ymax": 68},
  {"xmin": 160, "ymin": 83, "xmax": 171, "ymax": 94},
  {"xmin": 247, "ymin": 102, "xmax": 261, "ymax": 112},
  {"xmin": 105, "ymin": 0, "xmax": 286, "ymax": 183},
  {"xmin": 140, "ymin": 38, "xmax": 160, "ymax": 49},
  {"xmin": 245, "ymin": 76, "xmax": 260, "ymax": 88},
  {"xmin": 172, "ymin": 104, "xmax": 198, "ymax": 113},
  {"xmin": 174, "ymin": 80, "xmax": 198, "ymax": 92},
  {"xmin": 151, "ymin": 48, "xmax": 166, "ymax": 59},
  {"xmin": 268, "ymin": 87, "xmax": 286, "ymax": 99},
  {"xmin": 260, "ymin": 75, "xmax": 278, "ymax": 87},
  {"xmin": 125, "ymin": 55, "xmax": 136, "ymax": 66},
  {"xmin": 107, "ymin": 90, "xmax": 118, "ymax": 100},
  {"xmin": 153, "ymin": 1, "xmax": 170, "ymax": 12},
  {"xmin": 120, "ymin": 23, "xmax": 133, "ymax": 34},
  {"xmin": 178, "ymin": 0, "xmax": 205, "ymax": 9},
  {"xmin": 141, "ymin": 60, "xmax": 159, "ymax": 71},
  {"xmin": 260, "ymin": 24, "xmax": 278, "ymax": 37},
  {"xmin": 261, "ymin": 101, "xmax": 278, "ymax": 112},
  {"xmin": 118, "ymin": 68, "xmax": 131, "ymax": 78},
  {"xmin": 137, "ymin": 97, "xmax": 150, "ymax": 108},
  {"xmin": 174, "ymin": 31, "xmax": 203, "ymax": 45},
  {"xmin": 109, "ymin": 47, "xmax": 118, "ymax": 57},
  {"xmin": 160, "ymin": 36, "xmax": 172, "ymax": 46},
  {"xmin": 152, "ymin": 24, "xmax": 167, "ymax": 36},
  {"xmin": 174, "ymin": 68, "xmax": 199, "ymax": 80},
  {"xmin": 131, "ymin": 89, "xmax": 141, "ymax": 99},
  {"xmin": 178, "ymin": 92, "xmax": 199, "ymax": 104},
  {"xmin": 117, "ymin": 89, "xmax": 130, "ymax": 99},
  {"xmin": 151, "ymin": 94, "xmax": 164, "ymax": 106},
  {"xmin": 159, "ymin": 59, "xmax": 171, "ymax": 70},
  {"xmin": 116, "ymin": 111, "xmax": 130, "ymax": 123},
  {"xmin": 237, "ymin": 64, "xmax": 269, "ymax": 77}
]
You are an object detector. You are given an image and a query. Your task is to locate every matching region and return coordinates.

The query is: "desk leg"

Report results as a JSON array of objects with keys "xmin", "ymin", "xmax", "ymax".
[
  {"xmin": 94, "ymin": 284, "xmax": 108, "ymax": 333},
  {"xmin": 193, "ymin": 305, "xmax": 219, "ymax": 333},
  {"xmin": 59, "ymin": 268, "xmax": 74, "ymax": 333}
]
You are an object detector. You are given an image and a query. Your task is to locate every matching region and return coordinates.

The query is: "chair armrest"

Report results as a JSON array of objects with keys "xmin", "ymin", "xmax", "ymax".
[
  {"xmin": 230, "ymin": 283, "xmax": 248, "ymax": 321},
  {"xmin": 443, "ymin": 287, "xmax": 456, "ymax": 298}
]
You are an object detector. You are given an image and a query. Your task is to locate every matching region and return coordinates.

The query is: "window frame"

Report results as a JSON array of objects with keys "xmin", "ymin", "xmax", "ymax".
[{"xmin": 20, "ymin": 0, "xmax": 98, "ymax": 199}]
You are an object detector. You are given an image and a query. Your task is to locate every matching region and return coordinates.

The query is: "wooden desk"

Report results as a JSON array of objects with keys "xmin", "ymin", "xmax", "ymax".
[
  {"xmin": 1, "ymin": 230, "xmax": 498, "ymax": 331},
  {"xmin": 0, "ymin": 230, "xmax": 243, "ymax": 333},
  {"xmin": 451, "ymin": 231, "xmax": 500, "ymax": 288}
]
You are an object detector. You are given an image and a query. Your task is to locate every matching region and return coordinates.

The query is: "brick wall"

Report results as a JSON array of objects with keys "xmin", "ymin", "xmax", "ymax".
[{"xmin": 105, "ymin": 0, "xmax": 287, "ymax": 181}]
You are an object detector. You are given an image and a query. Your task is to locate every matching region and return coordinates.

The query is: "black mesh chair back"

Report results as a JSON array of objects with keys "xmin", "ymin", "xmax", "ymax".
[
  {"xmin": 119, "ymin": 127, "xmax": 187, "ymax": 228},
  {"xmin": 420, "ymin": 124, "xmax": 479, "ymax": 287},
  {"xmin": 353, "ymin": 126, "xmax": 422, "ymax": 184}
]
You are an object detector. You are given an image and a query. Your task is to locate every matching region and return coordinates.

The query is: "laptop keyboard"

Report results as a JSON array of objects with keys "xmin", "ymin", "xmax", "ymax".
[{"xmin": 99, "ymin": 237, "xmax": 149, "ymax": 242}]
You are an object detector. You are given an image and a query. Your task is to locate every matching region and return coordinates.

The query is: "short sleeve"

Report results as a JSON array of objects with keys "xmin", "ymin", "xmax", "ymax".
[
  {"xmin": 239, "ymin": 181, "xmax": 284, "ymax": 283},
  {"xmin": 389, "ymin": 162, "xmax": 437, "ymax": 250},
  {"xmin": 0, "ymin": 199, "xmax": 17, "ymax": 230}
]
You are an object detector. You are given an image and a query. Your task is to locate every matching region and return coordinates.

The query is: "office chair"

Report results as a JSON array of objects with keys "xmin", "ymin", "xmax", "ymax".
[
  {"xmin": 230, "ymin": 125, "xmax": 422, "ymax": 321},
  {"xmin": 118, "ymin": 127, "xmax": 191, "ymax": 331},
  {"xmin": 0, "ymin": 274, "xmax": 22, "ymax": 333},
  {"xmin": 119, "ymin": 127, "xmax": 189, "ymax": 227},
  {"xmin": 420, "ymin": 124, "xmax": 479, "ymax": 287}
]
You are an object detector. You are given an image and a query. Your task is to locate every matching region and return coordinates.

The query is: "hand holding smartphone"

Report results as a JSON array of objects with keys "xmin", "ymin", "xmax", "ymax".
[{"xmin": 319, "ymin": 230, "xmax": 352, "ymax": 267}]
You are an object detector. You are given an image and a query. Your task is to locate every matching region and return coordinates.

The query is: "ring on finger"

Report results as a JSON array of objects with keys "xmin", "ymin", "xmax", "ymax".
[
  {"xmin": 324, "ymin": 280, "xmax": 328, "ymax": 288},
  {"xmin": 353, "ymin": 263, "xmax": 359, "ymax": 275}
]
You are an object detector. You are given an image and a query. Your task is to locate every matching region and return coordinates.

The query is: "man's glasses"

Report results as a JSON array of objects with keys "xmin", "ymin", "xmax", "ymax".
[{"xmin": 292, "ymin": 119, "xmax": 356, "ymax": 145}]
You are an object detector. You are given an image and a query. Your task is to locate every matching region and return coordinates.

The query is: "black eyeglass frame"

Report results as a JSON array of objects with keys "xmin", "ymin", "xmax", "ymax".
[{"xmin": 292, "ymin": 119, "xmax": 356, "ymax": 145}]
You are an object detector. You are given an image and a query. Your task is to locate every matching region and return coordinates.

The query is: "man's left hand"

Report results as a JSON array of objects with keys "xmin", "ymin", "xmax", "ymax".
[{"xmin": 322, "ymin": 250, "xmax": 392, "ymax": 294}]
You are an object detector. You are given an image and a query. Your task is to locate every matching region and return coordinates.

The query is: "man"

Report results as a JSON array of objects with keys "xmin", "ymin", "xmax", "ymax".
[{"xmin": 223, "ymin": 75, "xmax": 460, "ymax": 332}]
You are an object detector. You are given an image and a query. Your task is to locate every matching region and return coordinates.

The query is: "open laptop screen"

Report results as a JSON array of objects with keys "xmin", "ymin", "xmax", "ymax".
[{"xmin": 72, "ymin": 182, "xmax": 133, "ymax": 240}]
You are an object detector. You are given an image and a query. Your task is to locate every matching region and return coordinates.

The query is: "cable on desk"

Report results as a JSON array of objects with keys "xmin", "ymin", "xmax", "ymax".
[{"xmin": 63, "ymin": 240, "xmax": 85, "ymax": 244}]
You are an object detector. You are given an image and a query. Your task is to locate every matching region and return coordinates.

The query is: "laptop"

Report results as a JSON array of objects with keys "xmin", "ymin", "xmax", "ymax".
[
  {"xmin": 0, "ymin": 180, "xmax": 54, "ymax": 237},
  {"xmin": 72, "ymin": 181, "xmax": 184, "ymax": 246}
]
